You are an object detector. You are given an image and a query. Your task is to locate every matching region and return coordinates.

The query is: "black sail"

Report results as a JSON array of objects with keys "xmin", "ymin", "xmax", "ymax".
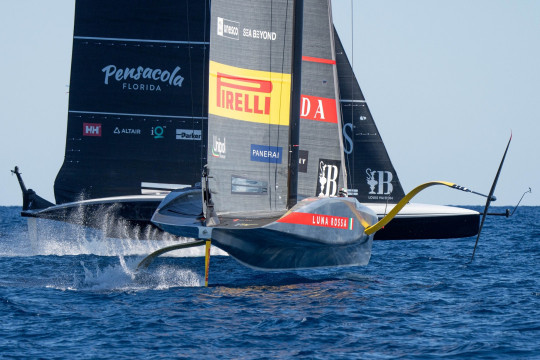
[
  {"xmin": 334, "ymin": 29, "xmax": 405, "ymax": 203},
  {"xmin": 54, "ymin": 0, "xmax": 210, "ymax": 204},
  {"xmin": 207, "ymin": 0, "xmax": 294, "ymax": 214}
]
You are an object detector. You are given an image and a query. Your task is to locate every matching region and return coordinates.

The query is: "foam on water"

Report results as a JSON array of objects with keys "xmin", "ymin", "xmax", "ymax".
[
  {"xmin": 0, "ymin": 209, "xmax": 224, "ymax": 291},
  {"xmin": 0, "ymin": 214, "xmax": 220, "ymax": 291},
  {"xmin": 1, "ymin": 206, "xmax": 539, "ymax": 359},
  {"xmin": 66, "ymin": 256, "xmax": 203, "ymax": 291},
  {"xmin": 21, "ymin": 217, "xmax": 226, "ymax": 257}
]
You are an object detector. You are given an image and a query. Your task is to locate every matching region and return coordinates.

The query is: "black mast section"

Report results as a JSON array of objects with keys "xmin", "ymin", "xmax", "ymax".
[{"xmin": 287, "ymin": 0, "xmax": 304, "ymax": 209}]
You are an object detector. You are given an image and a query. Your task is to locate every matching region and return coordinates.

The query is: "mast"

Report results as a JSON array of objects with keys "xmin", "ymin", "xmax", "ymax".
[{"xmin": 287, "ymin": 0, "xmax": 304, "ymax": 209}]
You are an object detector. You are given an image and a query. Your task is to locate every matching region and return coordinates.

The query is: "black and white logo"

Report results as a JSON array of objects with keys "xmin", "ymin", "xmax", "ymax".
[
  {"xmin": 366, "ymin": 168, "xmax": 394, "ymax": 195},
  {"xmin": 298, "ymin": 150, "xmax": 309, "ymax": 173},
  {"xmin": 316, "ymin": 159, "xmax": 341, "ymax": 197},
  {"xmin": 176, "ymin": 129, "xmax": 202, "ymax": 140},
  {"xmin": 217, "ymin": 17, "xmax": 239, "ymax": 40}
]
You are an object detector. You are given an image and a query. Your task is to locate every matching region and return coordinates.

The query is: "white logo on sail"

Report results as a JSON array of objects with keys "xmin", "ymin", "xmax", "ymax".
[
  {"xmin": 242, "ymin": 28, "xmax": 277, "ymax": 41},
  {"xmin": 366, "ymin": 169, "xmax": 393, "ymax": 195},
  {"xmin": 301, "ymin": 97, "xmax": 325, "ymax": 120},
  {"xmin": 217, "ymin": 17, "xmax": 239, "ymax": 40},
  {"xmin": 212, "ymin": 135, "xmax": 226, "ymax": 158},
  {"xmin": 317, "ymin": 160, "xmax": 340, "ymax": 197},
  {"xmin": 113, "ymin": 127, "xmax": 141, "ymax": 135},
  {"xmin": 102, "ymin": 65, "xmax": 184, "ymax": 92}
]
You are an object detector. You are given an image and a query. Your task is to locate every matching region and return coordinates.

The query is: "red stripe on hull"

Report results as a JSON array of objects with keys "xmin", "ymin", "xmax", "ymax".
[{"xmin": 277, "ymin": 211, "xmax": 351, "ymax": 230}]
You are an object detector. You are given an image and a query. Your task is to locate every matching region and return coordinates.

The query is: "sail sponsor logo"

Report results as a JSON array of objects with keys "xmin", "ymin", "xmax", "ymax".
[
  {"xmin": 343, "ymin": 120, "xmax": 376, "ymax": 155},
  {"xmin": 316, "ymin": 159, "xmax": 341, "ymax": 197},
  {"xmin": 83, "ymin": 123, "xmax": 102, "ymax": 137},
  {"xmin": 209, "ymin": 61, "xmax": 291, "ymax": 125},
  {"xmin": 151, "ymin": 126, "xmax": 165, "ymax": 139},
  {"xmin": 277, "ymin": 211, "xmax": 353, "ymax": 230},
  {"xmin": 242, "ymin": 28, "xmax": 277, "ymax": 41},
  {"xmin": 113, "ymin": 127, "xmax": 141, "ymax": 135},
  {"xmin": 176, "ymin": 129, "xmax": 201, "ymax": 140},
  {"xmin": 217, "ymin": 17, "xmax": 239, "ymax": 40},
  {"xmin": 216, "ymin": 72, "xmax": 271, "ymax": 115},
  {"xmin": 212, "ymin": 135, "xmax": 226, "ymax": 158},
  {"xmin": 300, "ymin": 95, "xmax": 337, "ymax": 123},
  {"xmin": 366, "ymin": 168, "xmax": 394, "ymax": 199},
  {"xmin": 250, "ymin": 144, "xmax": 282, "ymax": 164},
  {"xmin": 102, "ymin": 65, "xmax": 184, "ymax": 92},
  {"xmin": 298, "ymin": 150, "xmax": 309, "ymax": 173},
  {"xmin": 343, "ymin": 123, "xmax": 353, "ymax": 154}
]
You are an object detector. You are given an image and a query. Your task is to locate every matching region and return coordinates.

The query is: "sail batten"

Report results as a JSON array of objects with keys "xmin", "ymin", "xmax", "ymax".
[{"xmin": 73, "ymin": 36, "xmax": 210, "ymax": 45}]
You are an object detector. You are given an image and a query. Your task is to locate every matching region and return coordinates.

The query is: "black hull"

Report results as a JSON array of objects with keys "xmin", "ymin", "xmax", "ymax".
[
  {"xmin": 374, "ymin": 213, "xmax": 480, "ymax": 240},
  {"xmin": 22, "ymin": 197, "xmax": 165, "ymax": 239},
  {"xmin": 21, "ymin": 187, "xmax": 480, "ymax": 242}
]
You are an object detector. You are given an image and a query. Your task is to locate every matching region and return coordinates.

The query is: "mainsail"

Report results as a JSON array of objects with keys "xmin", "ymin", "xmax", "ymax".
[
  {"xmin": 334, "ymin": 30, "xmax": 406, "ymax": 203},
  {"xmin": 297, "ymin": 0, "xmax": 346, "ymax": 199},
  {"xmin": 207, "ymin": 0, "xmax": 294, "ymax": 214},
  {"xmin": 54, "ymin": 0, "xmax": 210, "ymax": 203}
]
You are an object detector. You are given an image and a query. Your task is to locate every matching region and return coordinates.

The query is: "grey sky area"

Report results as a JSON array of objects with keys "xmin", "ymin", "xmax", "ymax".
[{"xmin": 1, "ymin": 1, "xmax": 538, "ymax": 207}]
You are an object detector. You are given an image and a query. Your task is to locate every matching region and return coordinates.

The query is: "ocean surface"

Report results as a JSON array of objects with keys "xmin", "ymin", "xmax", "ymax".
[{"xmin": 0, "ymin": 206, "xmax": 538, "ymax": 359}]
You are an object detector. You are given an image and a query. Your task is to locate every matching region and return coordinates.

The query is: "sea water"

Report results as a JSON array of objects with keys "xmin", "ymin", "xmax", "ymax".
[{"xmin": 0, "ymin": 206, "xmax": 538, "ymax": 359}]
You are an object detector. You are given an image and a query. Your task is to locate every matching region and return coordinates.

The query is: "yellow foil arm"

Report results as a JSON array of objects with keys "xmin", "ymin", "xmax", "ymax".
[{"xmin": 364, "ymin": 181, "xmax": 457, "ymax": 235}]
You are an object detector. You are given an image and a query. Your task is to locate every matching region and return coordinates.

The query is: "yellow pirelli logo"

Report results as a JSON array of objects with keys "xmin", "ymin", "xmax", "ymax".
[{"xmin": 209, "ymin": 61, "xmax": 291, "ymax": 125}]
